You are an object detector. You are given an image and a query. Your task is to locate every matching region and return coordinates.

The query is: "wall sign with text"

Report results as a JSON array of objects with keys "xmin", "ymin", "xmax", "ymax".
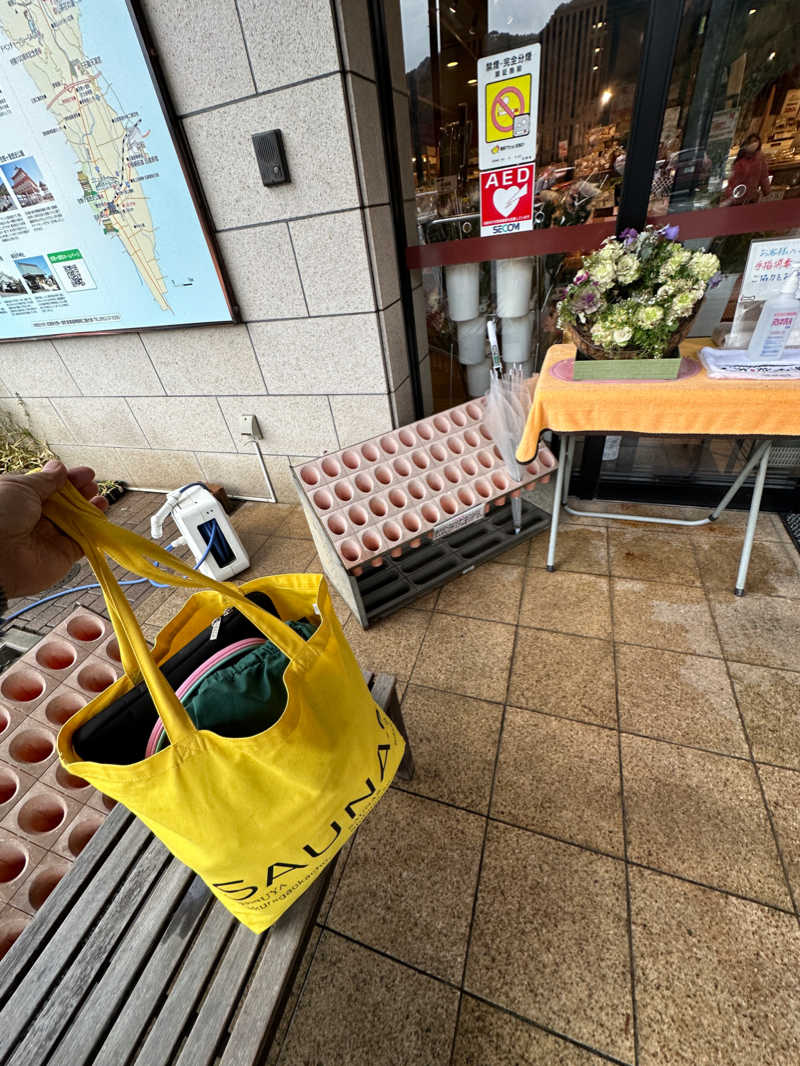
[
  {"xmin": 480, "ymin": 165, "xmax": 534, "ymax": 237},
  {"xmin": 477, "ymin": 45, "xmax": 540, "ymax": 172},
  {"xmin": 0, "ymin": 0, "xmax": 234, "ymax": 340}
]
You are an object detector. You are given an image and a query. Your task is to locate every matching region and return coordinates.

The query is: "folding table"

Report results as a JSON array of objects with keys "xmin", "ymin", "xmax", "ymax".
[{"xmin": 516, "ymin": 344, "xmax": 800, "ymax": 595}]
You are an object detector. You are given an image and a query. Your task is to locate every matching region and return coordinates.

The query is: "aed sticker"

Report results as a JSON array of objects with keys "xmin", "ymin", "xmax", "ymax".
[
  {"xmin": 480, "ymin": 164, "xmax": 534, "ymax": 237},
  {"xmin": 478, "ymin": 45, "xmax": 540, "ymax": 171}
]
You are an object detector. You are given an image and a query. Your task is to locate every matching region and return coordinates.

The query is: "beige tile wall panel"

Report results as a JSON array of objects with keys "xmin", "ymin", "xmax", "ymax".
[
  {"xmin": 329, "ymin": 392, "xmax": 393, "ymax": 446},
  {"xmin": 334, "ymin": 0, "xmax": 376, "ymax": 81},
  {"xmin": 53, "ymin": 335, "xmax": 164, "ymax": 397},
  {"xmin": 237, "ymin": 0, "xmax": 339, "ymax": 92},
  {"xmin": 346, "ymin": 75, "xmax": 390, "ymax": 206},
  {"xmin": 182, "ymin": 80, "xmax": 360, "ymax": 230},
  {"xmin": 52, "ymin": 446, "xmax": 131, "ymax": 483},
  {"xmin": 139, "ymin": 0, "xmax": 255, "ymax": 115},
  {"xmin": 378, "ymin": 299, "xmax": 411, "ymax": 390},
  {"xmin": 217, "ymin": 395, "xmax": 339, "ymax": 456},
  {"xmin": 117, "ymin": 449, "xmax": 204, "ymax": 490},
  {"xmin": 289, "ymin": 211, "xmax": 374, "ymax": 315},
  {"xmin": 216, "ymin": 226, "xmax": 307, "ymax": 321},
  {"xmin": 141, "ymin": 324, "xmax": 264, "ymax": 396},
  {"xmin": 54, "ymin": 398, "xmax": 147, "ymax": 448},
  {"xmin": 363, "ymin": 205, "xmax": 401, "ymax": 309},
  {"xmin": 249, "ymin": 314, "xmax": 386, "ymax": 394},
  {"xmin": 0, "ymin": 398, "xmax": 73, "ymax": 447},
  {"xmin": 127, "ymin": 396, "xmax": 236, "ymax": 452},
  {"xmin": 0, "ymin": 341, "xmax": 78, "ymax": 396}
]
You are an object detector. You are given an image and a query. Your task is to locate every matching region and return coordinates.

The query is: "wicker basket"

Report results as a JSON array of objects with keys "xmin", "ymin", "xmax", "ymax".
[{"xmin": 563, "ymin": 310, "xmax": 697, "ymax": 360}]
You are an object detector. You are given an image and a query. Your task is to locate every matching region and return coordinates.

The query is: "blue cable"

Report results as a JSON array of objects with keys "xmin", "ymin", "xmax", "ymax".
[{"xmin": 3, "ymin": 519, "xmax": 220, "ymax": 626}]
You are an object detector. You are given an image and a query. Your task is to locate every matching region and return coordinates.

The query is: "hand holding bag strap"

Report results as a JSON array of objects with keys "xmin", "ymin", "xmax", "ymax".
[{"xmin": 43, "ymin": 482, "xmax": 316, "ymax": 747}]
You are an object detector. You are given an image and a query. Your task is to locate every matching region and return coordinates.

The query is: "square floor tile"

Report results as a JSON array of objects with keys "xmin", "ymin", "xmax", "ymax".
[
  {"xmin": 264, "ymin": 927, "xmax": 322, "ymax": 1066},
  {"xmin": 622, "ymin": 734, "xmax": 789, "ymax": 907},
  {"xmin": 451, "ymin": 995, "xmax": 616, "ymax": 1066},
  {"xmin": 518, "ymin": 570, "xmax": 611, "ymax": 639},
  {"xmin": 327, "ymin": 789, "xmax": 484, "ymax": 982},
  {"xmin": 528, "ymin": 526, "xmax": 609, "ymax": 575},
  {"xmin": 492, "ymin": 708, "xmax": 623, "ymax": 856},
  {"xmin": 411, "ymin": 614, "xmax": 515, "ymax": 702},
  {"xmin": 465, "ymin": 823, "xmax": 633, "ymax": 1062},
  {"xmin": 276, "ymin": 932, "xmax": 459, "ymax": 1066},
  {"xmin": 612, "ymin": 579, "xmax": 722, "ymax": 657},
  {"xmin": 760, "ymin": 765, "xmax": 800, "ymax": 905},
  {"xmin": 730, "ymin": 662, "xmax": 800, "ymax": 770},
  {"xmin": 616, "ymin": 644, "xmax": 747, "ymax": 756},
  {"xmin": 493, "ymin": 537, "xmax": 531, "ymax": 566},
  {"xmin": 233, "ymin": 501, "xmax": 295, "ymax": 537},
  {"xmin": 694, "ymin": 538, "xmax": 800, "ymax": 598},
  {"xmin": 508, "ymin": 629, "xmax": 617, "ymax": 727},
  {"xmin": 689, "ymin": 507, "xmax": 786, "ymax": 544},
  {"xmin": 247, "ymin": 536, "xmax": 318, "ymax": 576},
  {"xmin": 710, "ymin": 592, "xmax": 800, "ymax": 670},
  {"xmin": 630, "ymin": 866, "xmax": 800, "ymax": 1066},
  {"xmin": 342, "ymin": 609, "xmax": 430, "ymax": 681},
  {"xmin": 608, "ymin": 529, "xmax": 701, "ymax": 586},
  {"xmin": 395, "ymin": 685, "xmax": 502, "ymax": 812},
  {"xmin": 436, "ymin": 563, "xmax": 524, "ymax": 624}
]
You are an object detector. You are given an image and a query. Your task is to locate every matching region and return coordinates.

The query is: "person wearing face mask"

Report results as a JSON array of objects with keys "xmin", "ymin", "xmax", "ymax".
[{"xmin": 723, "ymin": 133, "xmax": 771, "ymax": 205}]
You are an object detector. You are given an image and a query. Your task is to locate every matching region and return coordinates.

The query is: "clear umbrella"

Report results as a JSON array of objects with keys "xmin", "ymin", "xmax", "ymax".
[{"xmin": 483, "ymin": 318, "xmax": 531, "ymax": 534}]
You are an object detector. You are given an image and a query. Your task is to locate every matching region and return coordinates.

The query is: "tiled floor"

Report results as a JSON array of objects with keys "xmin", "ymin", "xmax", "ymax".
[{"xmin": 13, "ymin": 491, "xmax": 800, "ymax": 1064}]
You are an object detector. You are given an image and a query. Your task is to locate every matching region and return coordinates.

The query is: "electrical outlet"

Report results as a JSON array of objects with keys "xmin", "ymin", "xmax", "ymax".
[{"xmin": 239, "ymin": 414, "xmax": 260, "ymax": 438}]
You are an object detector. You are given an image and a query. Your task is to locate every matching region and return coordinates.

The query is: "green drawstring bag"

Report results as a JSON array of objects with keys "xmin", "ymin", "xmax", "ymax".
[{"xmin": 154, "ymin": 620, "xmax": 316, "ymax": 751}]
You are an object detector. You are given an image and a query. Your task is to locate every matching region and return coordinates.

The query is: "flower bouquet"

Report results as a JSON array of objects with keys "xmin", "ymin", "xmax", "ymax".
[{"xmin": 557, "ymin": 225, "xmax": 720, "ymax": 379}]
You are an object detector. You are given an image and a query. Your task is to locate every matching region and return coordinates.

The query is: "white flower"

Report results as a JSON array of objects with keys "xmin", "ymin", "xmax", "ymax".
[
  {"xmin": 615, "ymin": 253, "xmax": 640, "ymax": 285},
  {"xmin": 612, "ymin": 326, "xmax": 633, "ymax": 346},
  {"xmin": 688, "ymin": 252, "xmax": 720, "ymax": 281},
  {"xmin": 672, "ymin": 291, "xmax": 695, "ymax": 317},
  {"xmin": 669, "ymin": 246, "xmax": 691, "ymax": 266},
  {"xmin": 659, "ymin": 258, "xmax": 681, "ymax": 280},
  {"xmin": 657, "ymin": 282, "xmax": 674, "ymax": 300},
  {"xmin": 636, "ymin": 305, "xmax": 664, "ymax": 328},
  {"xmin": 591, "ymin": 260, "xmax": 615, "ymax": 290},
  {"xmin": 590, "ymin": 321, "xmax": 614, "ymax": 346}
]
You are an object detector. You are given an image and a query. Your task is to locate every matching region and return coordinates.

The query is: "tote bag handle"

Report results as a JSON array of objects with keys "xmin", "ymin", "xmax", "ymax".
[{"xmin": 44, "ymin": 482, "xmax": 315, "ymax": 748}]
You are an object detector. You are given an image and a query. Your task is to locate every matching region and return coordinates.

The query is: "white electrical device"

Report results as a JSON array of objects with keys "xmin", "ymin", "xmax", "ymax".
[{"xmin": 150, "ymin": 484, "xmax": 250, "ymax": 582}]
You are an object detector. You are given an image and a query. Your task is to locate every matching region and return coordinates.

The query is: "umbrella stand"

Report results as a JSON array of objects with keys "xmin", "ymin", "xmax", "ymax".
[{"xmin": 484, "ymin": 318, "xmax": 529, "ymax": 534}]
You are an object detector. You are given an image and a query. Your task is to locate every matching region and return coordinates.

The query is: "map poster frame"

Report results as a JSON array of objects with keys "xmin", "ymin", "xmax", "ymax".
[{"xmin": 0, "ymin": 0, "xmax": 237, "ymax": 342}]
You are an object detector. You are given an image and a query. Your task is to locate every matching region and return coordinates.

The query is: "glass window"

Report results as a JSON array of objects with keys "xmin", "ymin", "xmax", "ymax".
[{"xmin": 647, "ymin": 0, "xmax": 800, "ymax": 216}]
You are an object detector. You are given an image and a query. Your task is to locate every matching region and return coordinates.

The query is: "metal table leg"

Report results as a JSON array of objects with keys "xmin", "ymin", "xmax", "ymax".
[
  {"xmin": 735, "ymin": 440, "xmax": 772, "ymax": 596},
  {"xmin": 546, "ymin": 435, "xmax": 572, "ymax": 572}
]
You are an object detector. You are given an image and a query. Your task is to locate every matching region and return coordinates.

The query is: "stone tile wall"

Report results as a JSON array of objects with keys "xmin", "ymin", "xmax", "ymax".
[{"xmin": 0, "ymin": 0, "xmax": 429, "ymax": 500}]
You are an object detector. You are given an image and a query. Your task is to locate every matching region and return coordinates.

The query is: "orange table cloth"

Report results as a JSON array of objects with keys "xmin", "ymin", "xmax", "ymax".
[{"xmin": 516, "ymin": 344, "xmax": 800, "ymax": 462}]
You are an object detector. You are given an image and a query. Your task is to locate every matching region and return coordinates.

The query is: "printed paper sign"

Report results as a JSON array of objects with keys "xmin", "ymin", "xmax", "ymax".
[
  {"xmin": 729, "ymin": 237, "xmax": 800, "ymax": 348},
  {"xmin": 478, "ymin": 45, "xmax": 540, "ymax": 171},
  {"xmin": 480, "ymin": 165, "xmax": 534, "ymax": 236}
]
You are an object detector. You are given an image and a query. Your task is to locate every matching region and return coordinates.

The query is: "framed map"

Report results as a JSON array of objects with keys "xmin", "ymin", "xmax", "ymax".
[{"xmin": 0, "ymin": 0, "xmax": 235, "ymax": 340}]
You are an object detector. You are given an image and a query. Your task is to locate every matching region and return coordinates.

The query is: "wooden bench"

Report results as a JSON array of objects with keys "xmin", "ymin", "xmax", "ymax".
[{"xmin": 0, "ymin": 672, "xmax": 413, "ymax": 1066}]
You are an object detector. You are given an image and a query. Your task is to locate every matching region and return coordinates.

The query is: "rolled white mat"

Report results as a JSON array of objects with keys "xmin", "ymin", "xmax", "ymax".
[
  {"xmin": 465, "ymin": 357, "xmax": 492, "ymax": 397},
  {"xmin": 457, "ymin": 315, "xmax": 487, "ymax": 365},
  {"xmin": 501, "ymin": 311, "xmax": 533, "ymax": 362},
  {"xmin": 503, "ymin": 357, "xmax": 533, "ymax": 377},
  {"xmin": 445, "ymin": 262, "xmax": 480, "ymax": 322},
  {"xmin": 496, "ymin": 257, "xmax": 533, "ymax": 318}
]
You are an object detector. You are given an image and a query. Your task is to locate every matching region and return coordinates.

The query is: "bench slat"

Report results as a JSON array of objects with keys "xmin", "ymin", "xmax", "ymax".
[
  {"xmin": 50, "ymin": 857, "xmax": 196, "ymax": 1066},
  {"xmin": 0, "ymin": 805, "xmax": 135, "ymax": 1006},
  {"xmin": 132, "ymin": 899, "xmax": 236, "ymax": 1066},
  {"xmin": 4, "ymin": 835, "xmax": 172, "ymax": 1066},
  {"xmin": 174, "ymin": 922, "xmax": 263, "ymax": 1066},
  {"xmin": 92, "ymin": 876, "xmax": 213, "ymax": 1066},
  {"xmin": 217, "ymin": 866, "xmax": 333, "ymax": 1066},
  {"xmin": 371, "ymin": 672, "xmax": 415, "ymax": 781}
]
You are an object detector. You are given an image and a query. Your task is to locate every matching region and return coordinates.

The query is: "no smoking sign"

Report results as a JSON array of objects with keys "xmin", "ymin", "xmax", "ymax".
[
  {"xmin": 477, "ymin": 44, "xmax": 540, "ymax": 171},
  {"xmin": 480, "ymin": 165, "xmax": 534, "ymax": 237}
]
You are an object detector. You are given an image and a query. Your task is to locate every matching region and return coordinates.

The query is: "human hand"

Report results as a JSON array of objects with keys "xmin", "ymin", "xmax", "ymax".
[{"xmin": 0, "ymin": 460, "xmax": 108, "ymax": 599}]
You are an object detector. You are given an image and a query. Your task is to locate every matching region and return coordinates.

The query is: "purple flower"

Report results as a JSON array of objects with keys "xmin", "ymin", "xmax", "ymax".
[
  {"xmin": 574, "ymin": 270, "xmax": 589, "ymax": 284},
  {"xmin": 620, "ymin": 227, "xmax": 638, "ymax": 245},
  {"xmin": 708, "ymin": 272, "xmax": 722, "ymax": 289},
  {"xmin": 661, "ymin": 224, "xmax": 680, "ymax": 241}
]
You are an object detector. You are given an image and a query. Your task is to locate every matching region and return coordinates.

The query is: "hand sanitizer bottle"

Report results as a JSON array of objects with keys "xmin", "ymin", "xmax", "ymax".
[{"xmin": 747, "ymin": 270, "xmax": 800, "ymax": 360}]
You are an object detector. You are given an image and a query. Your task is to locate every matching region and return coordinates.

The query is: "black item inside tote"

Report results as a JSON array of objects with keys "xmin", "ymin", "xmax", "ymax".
[{"xmin": 71, "ymin": 591, "xmax": 281, "ymax": 765}]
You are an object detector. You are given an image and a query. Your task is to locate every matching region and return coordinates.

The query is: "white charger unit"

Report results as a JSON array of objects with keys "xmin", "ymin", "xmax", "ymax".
[{"xmin": 150, "ymin": 484, "xmax": 250, "ymax": 581}]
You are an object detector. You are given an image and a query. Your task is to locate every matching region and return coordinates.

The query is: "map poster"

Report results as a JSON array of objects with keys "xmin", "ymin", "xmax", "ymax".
[
  {"xmin": 0, "ymin": 0, "xmax": 234, "ymax": 341},
  {"xmin": 477, "ymin": 45, "xmax": 540, "ymax": 172}
]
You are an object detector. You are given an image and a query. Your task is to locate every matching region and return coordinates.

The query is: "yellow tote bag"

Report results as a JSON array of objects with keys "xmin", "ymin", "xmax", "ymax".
[{"xmin": 44, "ymin": 483, "xmax": 405, "ymax": 932}]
